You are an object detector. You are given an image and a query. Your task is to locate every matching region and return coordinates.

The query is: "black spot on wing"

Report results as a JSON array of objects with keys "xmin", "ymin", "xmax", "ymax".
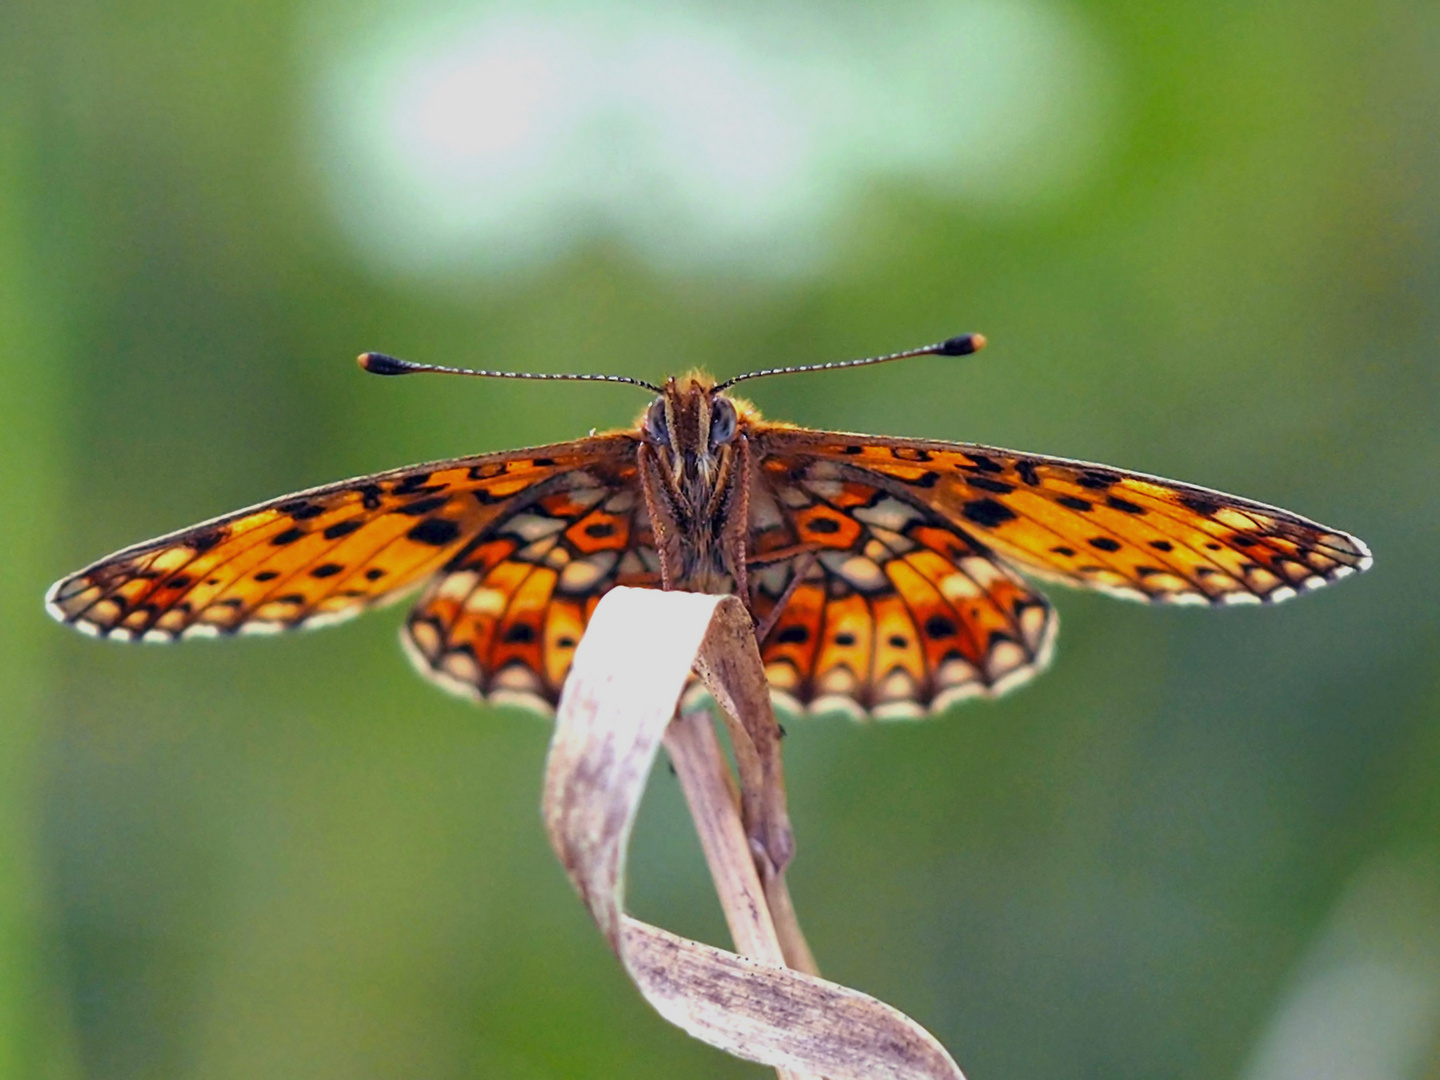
[
  {"xmin": 1078, "ymin": 470, "xmax": 1120, "ymax": 490},
  {"xmin": 967, "ymin": 476, "xmax": 1015, "ymax": 495},
  {"xmin": 271, "ymin": 527, "xmax": 305, "ymax": 546},
  {"xmin": 1106, "ymin": 495, "xmax": 1146, "ymax": 515},
  {"xmin": 1180, "ymin": 494, "xmax": 1220, "ymax": 516},
  {"xmin": 961, "ymin": 498, "xmax": 1016, "ymax": 528},
  {"xmin": 408, "ymin": 518, "xmax": 460, "ymax": 546},
  {"xmin": 397, "ymin": 495, "xmax": 450, "ymax": 517},
  {"xmin": 924, "ymin": 615, "xmax": 958, "ymax": 639},
  {"xmin": 278, "ymin": 499, "xmax": 325, "ymax": 520},
  {"xmin": 323, "ymin": 519, "xmax": 363, "ymax": 540},
  {"xmin": 1057, "ymin": 495, "xmax": 1092, "ymax": 512},
  {"xmin": 1089, "ymin": 537, "xmax": 1122, "ymax": 552},
  {"xmin": 392, "ymin": 472, "xmax": 436, "ymax": 495}
]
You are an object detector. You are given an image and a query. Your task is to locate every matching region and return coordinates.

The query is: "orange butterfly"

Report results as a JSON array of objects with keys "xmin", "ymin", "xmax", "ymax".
[{"xmin": 46, "ymin": 336, "xmax": 1372, "ymax": 718}]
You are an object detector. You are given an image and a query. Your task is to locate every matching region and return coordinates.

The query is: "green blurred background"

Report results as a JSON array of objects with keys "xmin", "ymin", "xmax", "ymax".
[{"xmin": 3, "ymin": 0, "xmax": 1437, "ymax": 1077}]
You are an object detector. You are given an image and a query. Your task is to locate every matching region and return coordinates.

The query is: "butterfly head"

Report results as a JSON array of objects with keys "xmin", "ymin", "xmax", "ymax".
[{"xmin": 642, "ymin": 372, "xmax": 753, "ymax": 490}]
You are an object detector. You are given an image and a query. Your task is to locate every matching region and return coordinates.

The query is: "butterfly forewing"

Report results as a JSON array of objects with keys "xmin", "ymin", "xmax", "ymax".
[
  {"xmin": 45, "ymin": 435, "xmax": 638, "ymax": 642},
  {"xmin": 752, "ymin": 428, "xmax": 1372, "ymax": 607}
]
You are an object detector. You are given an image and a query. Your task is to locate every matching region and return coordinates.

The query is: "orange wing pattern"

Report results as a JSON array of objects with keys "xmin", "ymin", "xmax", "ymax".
[
  {"xmin": 45, "ymin": 436, "xmax": 638, "ymax": 642},
  {"xmin": 753, "ymin": 429, "xmax": 1372, "ymax": 607},
  {"xmin": 400, "ymin": 473, "xmax": 658, "ymax": 712},
  {"xmin": 745, "ymin": 457, "xmax": 1056, "ymax": 717}
]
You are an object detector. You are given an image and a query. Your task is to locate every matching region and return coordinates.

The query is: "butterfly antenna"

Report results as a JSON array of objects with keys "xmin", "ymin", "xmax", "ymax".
[
  {"xmin": 713, "ymin": 333, "xmax": 986, "ymax": 392},
  {"xmin": 358, "ymin": 353, "xmax": 662, "ymax": 393}
]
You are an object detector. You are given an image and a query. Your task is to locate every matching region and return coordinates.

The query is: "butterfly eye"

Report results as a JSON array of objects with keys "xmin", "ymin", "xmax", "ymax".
[
  {"xmin": 644, "ymin": 399, "xmax": 670, "ymax": 446},
  {"xmin": 709, "ymin": 397, "xmax": 737, "ymax": 448}
]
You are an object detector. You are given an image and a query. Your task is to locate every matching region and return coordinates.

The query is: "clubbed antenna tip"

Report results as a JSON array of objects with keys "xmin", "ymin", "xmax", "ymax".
[
  {"xmin": 358, "ymin": 352, "xmax": 416, "ymax": 375},
  {"xmin": 939, "ymin": 333, "xmax": 986, "ymax": 356}
]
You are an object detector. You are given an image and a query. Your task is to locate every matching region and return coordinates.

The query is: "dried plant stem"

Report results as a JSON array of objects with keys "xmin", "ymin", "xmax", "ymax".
[
  {"xmin": 544, "ymin": 587, "xmax": 966, "ymax": 1080},
  {"xmin": 664, "ymin": 708, "xmax": 822, "ymax": 1080}
]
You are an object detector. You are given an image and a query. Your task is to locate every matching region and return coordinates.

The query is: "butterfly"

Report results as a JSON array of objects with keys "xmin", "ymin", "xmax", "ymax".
[{"xmin": 46, "ymin": 335, "xmax": 1372, "ymax": 719}]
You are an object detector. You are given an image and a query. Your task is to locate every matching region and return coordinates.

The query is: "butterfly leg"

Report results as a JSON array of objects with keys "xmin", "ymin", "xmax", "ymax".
[{"xmin": 752, "ymin": 548, "xmax": 820, "ymax": 645}]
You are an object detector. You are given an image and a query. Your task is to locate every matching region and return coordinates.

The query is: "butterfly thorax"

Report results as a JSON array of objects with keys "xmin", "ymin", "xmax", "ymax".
[{"xmin": 635, "ymin": 374, "xmax": 754, "ymax": 597}]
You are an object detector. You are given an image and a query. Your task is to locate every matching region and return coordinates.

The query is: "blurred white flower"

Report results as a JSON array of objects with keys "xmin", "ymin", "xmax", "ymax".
[{"xmin": 309, "ymin": 0, "xmax": 1116, "ymax": 279}]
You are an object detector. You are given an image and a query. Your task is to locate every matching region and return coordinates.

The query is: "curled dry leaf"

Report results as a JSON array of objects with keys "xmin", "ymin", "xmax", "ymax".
[{"xmin": 542, "ymin": 586, "xmax": 966, "ymax": 1080}]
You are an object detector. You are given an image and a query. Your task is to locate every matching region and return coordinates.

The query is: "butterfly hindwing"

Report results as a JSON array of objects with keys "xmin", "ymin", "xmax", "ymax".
[
  {"xmin": 401, "ymin": 474, "xmax": 660, "ymax": 710},
  {"xmin": 753, "ymin": 429, "xmax": 1371, "ymax": 607},
  {"xmin": 748, "ymin": 462, "xmax": 1056, "ymax": 717},
  {"xmin": 45, "ymin": 436, "xmax": 638, "ymax": 641}
]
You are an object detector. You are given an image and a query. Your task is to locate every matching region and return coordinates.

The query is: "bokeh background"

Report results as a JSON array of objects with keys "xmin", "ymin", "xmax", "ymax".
[{"xmin": 2, "ymin": 0, "xmax": 1437, "ymax": 1077}]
